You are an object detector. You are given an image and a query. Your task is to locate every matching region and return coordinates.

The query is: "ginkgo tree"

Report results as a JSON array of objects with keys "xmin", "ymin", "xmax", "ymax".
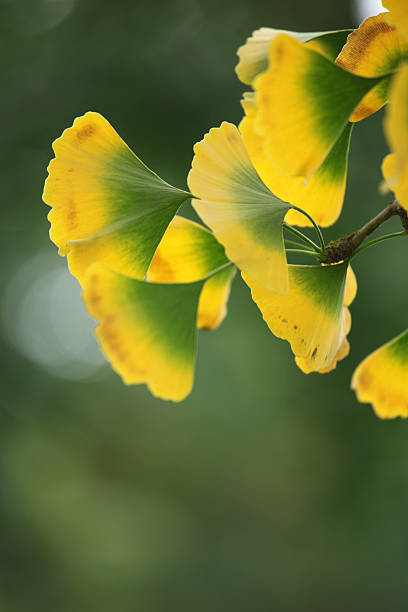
[{"xmin": 43, "ymin": 0, "xmax": 408, "ymax": 418}]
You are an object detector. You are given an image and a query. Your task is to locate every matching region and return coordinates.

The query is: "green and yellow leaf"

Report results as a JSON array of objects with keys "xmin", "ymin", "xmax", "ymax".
[
  {"xmin": 188, "ymin": 122, "xmax": 291, "ymax": 294},
  {"xmin": 352, "ymin": 329, "xmax": 408, "ymax": 418},
  {"xmin": 254, "ymin": 34, "xmax": 383, "ymax": 179},
  {"xmin": 196, "ymin": 265, "xmax": 236, "ymax": 330},
  {"xmin": 240, "ymin": 92, "xmax": 353, "ymax": 227},
  {"xmin": 83, "ymin": 264, "xmax": 204, "ymax": 402},
  {"xmin": 336, "ymin": 13, "xmax": 408, "ymax": 121},
  {"xmin": 295, "ymin": 266, "xmax": 357, "ymax": 373},
  {"xmin": 43, "ymin": 111, "xmax": 189, "ymax": 282},
  {"xmin": 243, "ymin": 261, "xmax": 351, "ymax": 372},
  {"xmin": 382, "ymin": 64, "xmax": 408, "ymax": 212},
  {"xmin": 147, "ymin": 216, "xmax": 236, "ymax": 330},
  {"xmin": 236, "ymin": 27, "xmax": 351, "ymax": 85}
]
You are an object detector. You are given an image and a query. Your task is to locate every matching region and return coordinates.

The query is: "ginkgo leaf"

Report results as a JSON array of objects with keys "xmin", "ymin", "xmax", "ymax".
[
  {"xmin": 382, "ymin": 64, "xmax": 408, "ymax": 212},
  {"xmin": 295, "ymin": 265, "xmax": 357, "ymax": 373},
  {"xmin": 83, "ymin": 264, "xmax": 204, "ymax": 402},
  {"xmin": 254, "ymin": 34, "xmax": 384, "ymax": 179},
  {"xmin": 147, "ymin": 216, "xmax": 236, "ymax": 330},
  {"xmin": 236, "ymin": 27, "xmax": 352, "ymax": 85},
  {"xmin": 336, "ymin": 13, "xmax": 408, "ymax": 121},
  {"xmin": 352, "ymin": 329, "xmax": 408, "ymax": 418},
  {"xmin": 243, "ymin": 261, "xmax": 350, "ymax": 372},
  {"xmin": 240, "ymin": 92, "xmax": 353, "ymax": 227},
  {"xmin": 188, "ymin": 122, "xmax": 291, "ymax": 294},
  {"xmin": 43, "ymin": 112, "xmax": 190, "ymax": 283}
]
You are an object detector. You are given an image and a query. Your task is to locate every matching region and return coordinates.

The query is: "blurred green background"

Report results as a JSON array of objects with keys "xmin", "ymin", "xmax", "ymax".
[{"xmin": 1, "ymin": 0, "xmax": 408, "ymax": 610}]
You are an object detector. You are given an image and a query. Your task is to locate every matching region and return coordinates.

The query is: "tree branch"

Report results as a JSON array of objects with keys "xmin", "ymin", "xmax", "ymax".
[{"xmin": 325, "ymin": 200, "xmax": 408, "ymax": 263}]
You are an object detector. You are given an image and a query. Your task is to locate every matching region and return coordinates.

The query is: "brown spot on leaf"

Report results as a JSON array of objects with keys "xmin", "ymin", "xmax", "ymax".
[
  {"xmin": 357, "ymin": 368, "xmax": 373, "ymax": 391},
  {"xmin": 226, "ymin": 128, "xmax": 240, "ymax": 145},
  {"xmin": 66, "ymin": 198, "xmax": 78, "ymax": 230},
  {"xmin": 102, "ymin": 320, "xmax": 129, "ymax": 365},
  {"xmin": 77, "ymin": 123, "xmax": 96, "ymax": 142},
  {"xmin": 148, "ymin": 252, "xmax": 175, "ymax": 282},
  {"xmin": 89, "ymin": 292, "xmax": 101, "ymax": 307},
  {"xmin": 336, "ymin": 16, "xmax": 396, "ymax": 74},
  {"xmin": 273, "ymin": 39, "xmax": 285, "ymax": 64},
  {"xmin": 351, "ymin": 102, "xmax": 377, "ymax": 121}
]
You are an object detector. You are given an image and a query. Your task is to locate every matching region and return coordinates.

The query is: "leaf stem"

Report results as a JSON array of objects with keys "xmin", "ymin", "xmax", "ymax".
[
  {"xmin": 284, "ymin": 239, "xmax": 314, "ymax": 250},
  {"xmin": 283, "ymin": 222, "xmax": 321, "ymax": 253},
  {"xmin": 351, "ymin": 231, "xmax": 407, "ymax": 258},
  {"xmin": 200, "ymin": 261, "xmax": 235, "ymax": 282},
  {"xmin": 290, "ymin": 205, "xmax": 326, "ymax": 255},
  {"xmin": 285, "ymin": 248, "xmax": 323, "ymax": 259}
]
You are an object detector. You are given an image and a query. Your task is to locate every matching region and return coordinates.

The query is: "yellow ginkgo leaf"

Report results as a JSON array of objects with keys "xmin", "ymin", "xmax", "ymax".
[
  {"xmin": 240, "ymin": 92, "xmax": 353, "ymax": 227},
  {"xmin": 43, "ymin": 111, "xmax": 190, "ymax": 283},
  {"xmin": 243, "ymin": 261, "xmax": 351, "ymax": 372},
  {"xmin": 336, "ymin": 13, "xmax": 408, "ymax": 121},
  {"xmin": 382, "ymin": 64, "xmax": 408, "ymax": 212},
  {"xmin": 295, "ymin": 265, "xmax": 357, "ymax": 374},
  {"xmin": 147, "ymin": 216, "xmax": 236, "ymax": 330},
  {"xmin": 83, "ymin": 264, "xmax": 204, "ymax": 402},
  {"xmin": 236, "ymin": 27, "xmax": 351, "ymax": 85},
  {"xmin": 254, "ymin": 34, "xmax": 384, "ymax": 179},
  {"xmin": 188, "ymin": 121, "xmax": 292, "ymax": 294},
  {"xmin": 352, "ymin": 329, "xmax": 408, "ymax": 418}
]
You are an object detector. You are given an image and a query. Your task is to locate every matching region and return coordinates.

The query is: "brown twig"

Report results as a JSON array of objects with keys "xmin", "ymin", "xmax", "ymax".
[
  {"xmin": 325, "ymin": 200, "xmax": 408, "ymax": 263},
  {"xmin": 398, "ymin": 204, "xmax": 408, "ymax": 233}
]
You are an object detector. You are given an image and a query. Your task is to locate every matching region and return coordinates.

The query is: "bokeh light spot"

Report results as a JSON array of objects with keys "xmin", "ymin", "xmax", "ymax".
[
  {"xmin": 2, "ymin": 250, "xmax": 106, "ymax": 380},
  {"xmin": 1, "ymin": 0, "xmax": 76, "ymax": 35},
  {"xmin": 354, "ymin": 0, "xmax": 386, "ymax": 24}
]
